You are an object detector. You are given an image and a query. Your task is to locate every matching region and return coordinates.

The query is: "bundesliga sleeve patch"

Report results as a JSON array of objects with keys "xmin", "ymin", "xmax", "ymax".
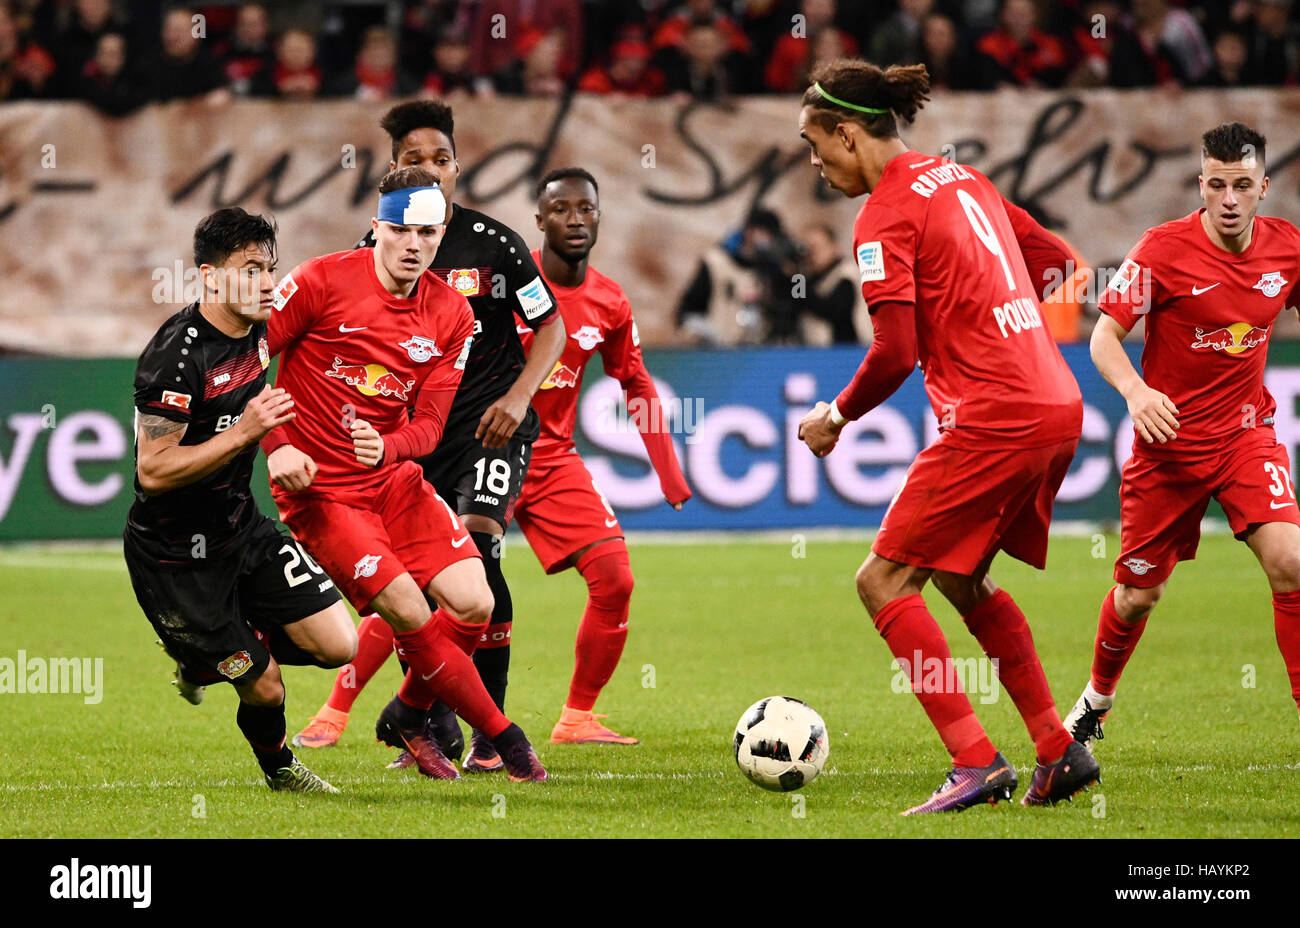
[
  {"xmin": 1106, "ymin": 259, "xmax": 1140, "ymax": 296},
  {"xmin": 857, "ymin": 241, "xmax": 885, "ymax": 282},
  {"xmin": 160, "ymin": 390, "xmax": 191, "ymax": 411},
  {"xmin": 515, "ymin": 276, "xmax": 554, "ymax": 320},
  {"xmin": 631, "ymin": 319, "xmax": 640, "ymax": 347},
  {"xmin": 271, "ymin": 274, "xmax": 298, "ymax": 311},
  {"xmin": 455, "ymin": 336, "xmax": 473, "ymax": 370}
]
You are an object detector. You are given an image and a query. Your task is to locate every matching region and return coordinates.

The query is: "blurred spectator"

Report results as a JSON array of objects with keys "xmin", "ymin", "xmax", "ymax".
[
  {"xmin": 469, "ymin": 0, "xmax": 583, "ymax": 80},
  {"xmin": 140, "ymin": 6, "xmax": 229, "ymax": 102},
  {"xmin": 77, "ymin": 30, "xmax": 143, "ymax": 114},
  {"xmin": 494, "ymin": 26, "xmax": 568, "ymax": 95},
  {"xmin": 974, "ymin": 0, "xmax": 1070, "ymax": 88},
  {"xmin": 920, "ymin": 12, "xmax": 976, "ymax": 89},
  {"xmin": 871, "ymin": 0, "xmax": 933, "ymax": 67},
  {"xmin": 253, "ymin": 27, "xmax": 322, "ymax": 99},
  {"xmin": 1109, "ymin": 0, "xmax": 1211, "ymax": 86},
  {"xmin": 1206, "ymin": 28, "xmax": 1250, "ymax": 86},
  {"xmin": 331, "ymin": 26, "xmax": 418, "ymax": 100},
  {"xmin": 1245, "ymin": 0, "xmax": 1300, "ymax": 85},
  {"xmin": 764, "ymin": 0, "xmax": 857, "ymax": 92},
  {"xmin": 421, "ymin": 25, "xmax": 493, "ymax": 97},
  {"xmin": 1066, "ymin": 0, "xmax": 1126, "ymax": 87},
  {"xmin": 661, "ymin": 21, "xmax": 752, "ymax": 97},
  {"xmin": 400, "ymin": 0, "xmax": 471, "ymax": 75},
  {"xmin": 738, "ymin": 0, "xmax": 804, "ymax": 65},
  {"xmin": 215, "ymin": 2, "xmax": 274, "ymax": 96},
  {"xmin": 676, "ymin": 209, "xmax": 802, "ymax": 346},
  {"xmin": 654, "ymin": 0, "xmax": 754, "ymax": 56},
  {"xmin": 797, "ymin": 223, "xmax": 868, "ymax": 346},
  {"xmin": 0, "ymin": 2, "xmax": 55, "ymax": 99},
  {"xmin": 55, "ymin": 0, "xmax": 123, "ymax": 95},
  {"xmin": 578, "ymin": 35, "xmax": 667, "ymax": 96}
]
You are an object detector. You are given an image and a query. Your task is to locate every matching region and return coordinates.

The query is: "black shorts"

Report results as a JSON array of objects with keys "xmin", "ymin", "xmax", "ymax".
[
  {"xmin": 124, "ymin": 515, "xmax": 341, "ymax": 687},
  {"xmin": 420, "ymin": 429, "xmax": 533, "ymax": 528}
]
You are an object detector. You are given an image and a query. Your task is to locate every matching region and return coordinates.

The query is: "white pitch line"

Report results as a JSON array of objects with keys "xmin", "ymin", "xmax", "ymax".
[{"xmin": 0, "ymin": 768, "xmax": 841, "ymax": 792}]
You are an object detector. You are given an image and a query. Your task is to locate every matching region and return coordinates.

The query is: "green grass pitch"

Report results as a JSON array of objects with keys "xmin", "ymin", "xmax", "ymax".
[{"xmin": 1, "ymin": 533, "xmax": 1297, "ymax": 838}]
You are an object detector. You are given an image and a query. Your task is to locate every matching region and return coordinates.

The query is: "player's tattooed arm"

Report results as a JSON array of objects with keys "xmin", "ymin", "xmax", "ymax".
[
  {"xmin": 138, "ymin": 414, "xmax": 186, "ymax": 440},
  {"xmin": 136, "ymin": 387, "xmax": 296, "ymax": 495}
]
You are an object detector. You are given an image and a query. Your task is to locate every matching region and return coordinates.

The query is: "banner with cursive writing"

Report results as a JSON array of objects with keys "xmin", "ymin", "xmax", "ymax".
[{"xmin": 1, "ymin": 90, "xmax": 1297, "ymax": 356}]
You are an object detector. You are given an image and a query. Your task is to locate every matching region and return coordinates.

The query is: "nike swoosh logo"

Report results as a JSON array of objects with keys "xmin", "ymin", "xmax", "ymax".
[
  {"xmin": 1270, "ymin": 500, "xmax": 1293, "ymax": 509},
  {"xmin": 605, "ymin": 518, "xmax": 618, "ymax": 528},
  {"xmin": 1191, "ymin": 283, "xmax": 1220, "ymax": 295},
  {"xmin": 339, "ymin": 324, "xmax": 367, "ymax": 333},
  {"xmin": 451, "ymin": 535, "xmax": 471, "ymax": 547},
  {"xmin": 420, "ymin": 661, "xmax": 446, "ymax": 681},
  {"xmin": 1100, "ymin": 641, "xmax": 1125, "ymax": 652}
]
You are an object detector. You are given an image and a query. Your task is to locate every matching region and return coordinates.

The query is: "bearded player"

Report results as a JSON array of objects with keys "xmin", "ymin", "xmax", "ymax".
[
  {"xmin": 293, "ymin": 101, "xmax": 565, "ymax": 772},
  {"xmin": 1062, "ymin": 123, "xmax": 1300, "ymax": 754},
  {"xmin": 795, "ymin": 60, "xmax": 1098, "ymax": 813},
  {"xmin": 125, "ymin": 207, "xmax": 355, "ymax": 793},
  {"xmin": 261, "ymin": 167, "xmax": 547, "ymax": 781},
  {"xmin": 512, "ymin": 167, "xmax": 692, "ymax": 745}
]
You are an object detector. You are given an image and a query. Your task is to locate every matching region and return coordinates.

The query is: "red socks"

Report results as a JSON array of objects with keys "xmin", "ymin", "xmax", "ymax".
[
  {"xmin": 1090, "ymin": 586, "xmax": 1148, "ymax": 697},
  {"xmin": 441, "ymin": 613, "xmax": 486, "ymax": 657},
  {"xmin": 325, "ymin": 614, "xmax": 394, "ymax": 713},
  {"xmin": 1273, "ymin": 590, "xmax": 1300, "ymax": 710},
  {"xmin": 874, "ymin": 594, "xmax": 995, "ymax": 767},
  {"xmin": 567, "ymin": 544, "xmax": 634, "ymax": 712},
  {"xmin": 394, "ymin": 610, "xmax": 509, "ymax": 737},
  {"xmin": 962, "ymin": 589, "xmax": 1073, "ymax": 764}
]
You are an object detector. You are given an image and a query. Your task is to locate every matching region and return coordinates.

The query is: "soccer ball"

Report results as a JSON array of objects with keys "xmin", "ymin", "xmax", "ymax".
[{"xmin": 733, "ymin": 696, "xmax": 829, "ymax": 791}]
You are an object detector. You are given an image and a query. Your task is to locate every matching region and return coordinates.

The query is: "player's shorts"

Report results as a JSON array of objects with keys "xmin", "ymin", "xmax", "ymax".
[
  {"xmin": 419, "ymin": 429, "xmax": 532, "ymax": 528},
  {"xmin": 1114, "ymin": 432, "xmax": 1300, "ymax": 588},
  {"xmin": 273, "ymin": 461, "xmax": 479, "ymax": 612},
  {"xmin": 872, "ymin": 435, "xmax": 1078, "ymax": 575},
  {"xmin": 124, "ymin": 515, "xmax": 342, "ymax": 687},
  {"xmin": 515, "ymin": 453, "xmax": 623, "ymax": 573}
]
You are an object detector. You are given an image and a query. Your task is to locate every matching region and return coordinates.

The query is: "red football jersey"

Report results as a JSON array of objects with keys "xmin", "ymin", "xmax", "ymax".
[
  {"xmin": 852, "ymin": 151, "xmax": 1081, "ymax": 446},
  {"xmin": 266, "ymin": 248, "xmax": 475, "ymax": 490},
  {"xmin": 1100, "ymin": 210, "xmax": 1300, "ymax": 457},
  {"xmin": 522, "ymin": 252, "xmax": 690, "ymax": 503},
  {"xmin": 521, "ymin": 254, "xmax": 644, "ymax": 460}
]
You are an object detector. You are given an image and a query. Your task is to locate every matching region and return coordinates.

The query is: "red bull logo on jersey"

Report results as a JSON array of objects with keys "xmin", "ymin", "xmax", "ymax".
[
  {"xmin": 1189, "ymin": 322, "xmax": 1270, "ymax": 355},
  {"xmin": 540, "ymin": 361, "xmax": 580, "ymax": 390},
  {"xmin": 571, "ymin": 325, "xmax": 604, "ymax": 351},
  {"xmin": 324, "ymin": 356, "xmax": 414, "ymax": 400},
  {"xmin": 1254, "ymin": 272, "xmax": 1288, "ymax": 299},
  {"xmin": 399, "ymin": 335, "xmax": 441, "ymax": 363}
]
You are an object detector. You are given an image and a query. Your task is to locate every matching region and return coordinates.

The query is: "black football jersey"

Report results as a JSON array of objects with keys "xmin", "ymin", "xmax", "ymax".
[
  {"xmin": 125, "ymin": 303, "xmax": 271, "ymax": 564},
  {"xmin": 355, "ymin": 203, "xmax": 557, "ymax": 445}
]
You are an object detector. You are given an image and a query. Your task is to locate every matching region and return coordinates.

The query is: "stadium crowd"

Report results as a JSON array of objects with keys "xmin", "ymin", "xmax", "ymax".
[{"xmin": 1, "ymin": 0, "xmax": 1298, "ymax": 110}]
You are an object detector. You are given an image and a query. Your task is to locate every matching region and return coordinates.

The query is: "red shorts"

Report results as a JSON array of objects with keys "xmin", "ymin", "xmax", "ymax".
[
  {"xmin": 514, "ymin": 453, "xmax": 622, "ymax": 574},
  {"xmin": 1115, "ymin": 433, "xmax": 1300, "ymax": 588},
  {"xmin": 872, "ymin": 435, "xmax": 1077, "ymax": 575},
  {"xmin": 272, "ymin": 461, "xmax": 479, "ymax": 612}
]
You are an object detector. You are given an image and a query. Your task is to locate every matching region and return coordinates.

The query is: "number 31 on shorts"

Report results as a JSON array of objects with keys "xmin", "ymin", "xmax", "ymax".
[{"xmin": 1265, "ymin": 461, "xmax": 1295, "ymax": 506}]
